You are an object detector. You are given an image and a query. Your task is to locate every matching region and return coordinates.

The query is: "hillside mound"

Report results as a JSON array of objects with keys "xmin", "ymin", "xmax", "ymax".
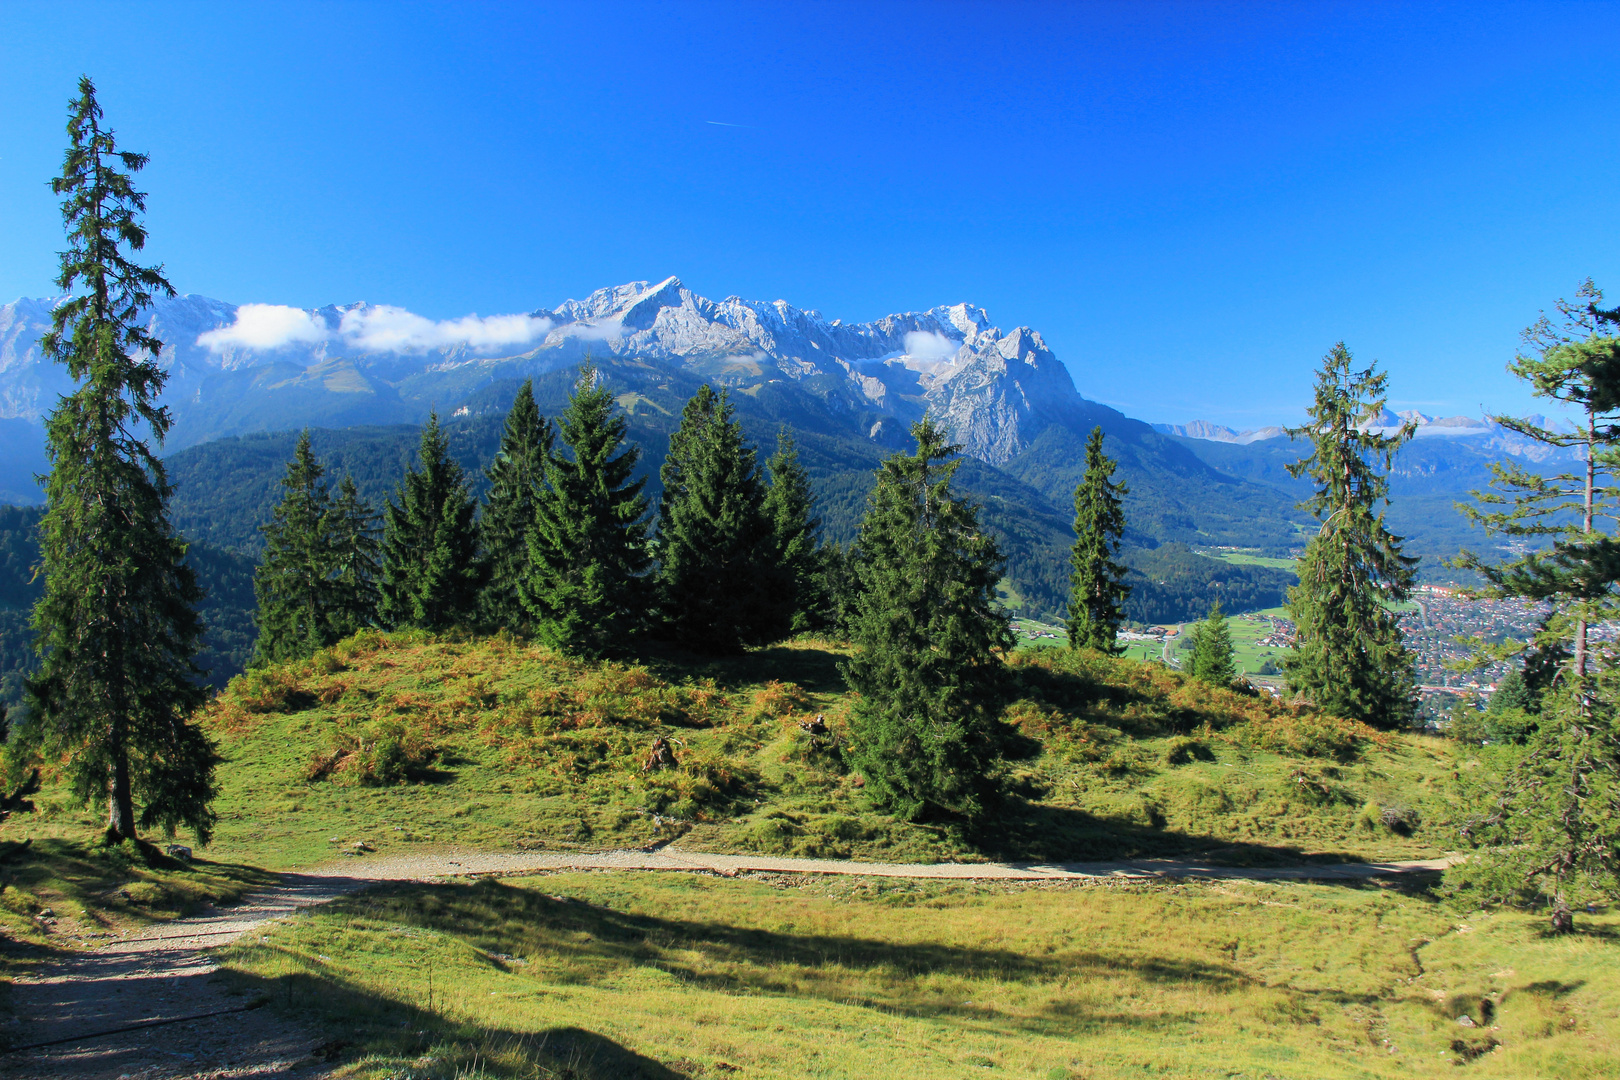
[{"xmin": 186, "ymin": 633, "xmax": 1457, "ymax": 870}]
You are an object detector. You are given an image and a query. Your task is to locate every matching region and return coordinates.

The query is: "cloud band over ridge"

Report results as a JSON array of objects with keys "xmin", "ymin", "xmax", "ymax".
[{"xmin": 197, "ymin": 303, "xmax": 553, "ymax": 354}]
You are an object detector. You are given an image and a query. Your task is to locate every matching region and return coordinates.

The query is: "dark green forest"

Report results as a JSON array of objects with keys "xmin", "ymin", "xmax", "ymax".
[{"xmin": 0, "ymin": 505, "xmax": 255, "ymax": 715}]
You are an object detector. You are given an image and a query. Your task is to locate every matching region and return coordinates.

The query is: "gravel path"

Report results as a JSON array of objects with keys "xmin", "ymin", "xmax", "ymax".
[{"xmin": 1, "ymin": 847, "xmax": 1453, "ymax": 1079}]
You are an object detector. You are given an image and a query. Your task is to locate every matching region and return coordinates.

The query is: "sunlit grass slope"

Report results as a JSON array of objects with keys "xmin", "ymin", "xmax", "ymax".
[
  {"xmin": 171, "ymin": 630, "xmax": 1460, "ymax": 869},
  {"xmin": 219, "ymin": 871, "xmax": 1620, "ymax": 1080}
]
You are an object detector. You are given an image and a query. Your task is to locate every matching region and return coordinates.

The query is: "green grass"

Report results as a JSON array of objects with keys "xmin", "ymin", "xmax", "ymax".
[
  {"xmin": 0, "ymin": 837, "xmax": 274, "ymax": 982},
  {"xmin": 217, "ymin": 870, "xmax": 1620, "ymax": 1079},
  {"xmin": 1201, "ymin": 550, "xmax": 1300, "ymax": 572},
  {"xmin": 113, "ymin": 629, "xmax": 1460, "ymax": 872}
]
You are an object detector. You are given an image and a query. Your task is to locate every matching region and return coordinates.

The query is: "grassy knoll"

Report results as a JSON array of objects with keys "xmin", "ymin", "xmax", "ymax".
[
  {"xmin": 217, "ymin": 870, "xmax": 1619, "ymax": 1079},
  {"xmin": 69, "ymin": 628, "xmax": 1467, "ymax": 871}
]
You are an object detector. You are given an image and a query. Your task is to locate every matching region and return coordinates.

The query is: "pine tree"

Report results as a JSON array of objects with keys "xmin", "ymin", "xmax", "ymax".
[
  {"xmin": 251, "ymin": 432, "xmax": 336, "ymax": 666},
  {"xmin": 1188, "ymin": 598, "xmax": 1236, "ymax": 686},
  {"xmin": 1451, "ymin": 676, "xmax": 1620, "ymax": 934},
  {"xmin": 480, "ymin": 381, "xmax": 553, "ymax": 634},
  {"xmin": 656, "ymin": 385, "xmax": 779, "ymax": 652},
  {"xmin": 1067, "ymin": 425, "xmax": 1131, "ymax": 653},
  {"xmin": 1283, "ymin": 343, "xmax": 1418, "ymax": 729},
  {"xmin": 841, "ymin": 417, "xmax": 1014, "ymax": 823},
  {"xmin": 1454, "ymin": 279, "xmax": 1620, "ymax": 683},
  {"xmin": 1446, "ymin": 282, "xmax": 1620, "ymax": 933},
  {"xmin": 522, "ymin": 364, "xmax": 651, "ymax": 657},
  {"xmin": 763, "ymin": 427, "xmax": 825, "ymax": 634},
  {"xmin": 328, "ymin": 474, "xmax": 381, "ymax": 639},
  {"xmin": 379, "ymin": 413, "xmax": 482, "ymax": 631},
  {"xmin": 26, "ymin": 77, "xmax": 218, "ymax": 844}
]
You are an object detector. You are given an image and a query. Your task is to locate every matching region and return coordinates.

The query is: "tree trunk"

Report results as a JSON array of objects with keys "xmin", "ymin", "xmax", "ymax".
[
  {"xmin": 1550, "ymin": 896, "xmax": 1575, "ymax": 935},
  {"xmin": 1576, "ymin": 413, "xmax": 1596, "ymax": 678},
  {"xmin": 106, "ymin": 747, "xmax": 136, "ymax": 843}
]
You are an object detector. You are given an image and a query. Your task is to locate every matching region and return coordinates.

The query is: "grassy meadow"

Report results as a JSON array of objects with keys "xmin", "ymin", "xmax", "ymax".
[
  {"xmin": 217, "ymin": 870, "xmax": 1620, "ymax": 1080},
  {"xmin": 100, "ymin": 629, "xmax": 1470, "ymax": 871},
  {"xmin": 7, "ymin": 630, "xmax": 1617, "ymax": 1077}
]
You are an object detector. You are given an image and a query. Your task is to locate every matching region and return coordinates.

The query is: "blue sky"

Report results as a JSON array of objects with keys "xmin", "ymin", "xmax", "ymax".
[{"xmin": 2, "ymin": 1, "xmax": 1617, "ymax": 428}]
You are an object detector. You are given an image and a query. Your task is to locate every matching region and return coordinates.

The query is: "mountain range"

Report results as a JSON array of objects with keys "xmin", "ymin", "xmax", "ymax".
[{"xmin": 0, "ymin": 275, "xmax": 1566, "ymax": 634}]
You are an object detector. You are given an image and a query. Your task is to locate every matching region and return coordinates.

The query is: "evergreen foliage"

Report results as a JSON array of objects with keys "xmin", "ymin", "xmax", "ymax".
[
  {"xmin": 1188, "ymin": 599, "xmax": 1236, "ymax": 686},
  {"xmin": 1283, "ymin": 344, "xmax": 1418, "ymax": 729},
  {"xmin": 763, "ymin": 427, "xmax": 826, "ymax": 634},
  {"xmin": 480, "ymin": 380, "xmax": 552, "ymax": 634},
  {"xmin": 1451, "ymin": 675, "xmax": 1620, "ymax": 933},
  {"xmin": 841, "ymin": 418, "xmax": 1014, "ymax": 823},
  {"xmin": 1067, "ymin": 426, "xmax": 1131, "ymax": 652},
  {"xmin": 1454, "ymin": 278, "xmax": 1620, "ymax": 681},
  {"xmin": 522, "ymin": 364, "xmax": 652, "ymax": 657},
  {"xmin": 252, "ymin": 436, "xmax": 383, "ymax": 668},
  {"xmin": 1447, "ymin": 282, "xmax": 1620, "ymax": 932},
  {"xmin": 252, "ymin": 433, "xmax": 330, "ymax": 665},
  {"xmin": 328, "ymin": 474, "xmax": 382, "ymax": 639},
  {"xmin": 656, "ymin": 385, "xmax": 779, "ymax": 653},
  {"xmin": 26, "ymin": 77, "xmax": 218, "ymax": 843},
  {"xmin": 379, "ymin": 413, "xmax": 483, "ymax": 631}
]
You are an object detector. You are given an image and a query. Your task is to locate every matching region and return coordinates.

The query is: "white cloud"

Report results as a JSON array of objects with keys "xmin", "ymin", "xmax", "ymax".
[
  {"xmin": 198, "ymin": 303, "xmax": 553, "ymax": 355},
  {"xmin": 904, "ymin": 330, "xmax": 959, "ymax": 362},
  {"xmin": 196, "ymin": 304, "xmax": 328, "ymax": 350}
]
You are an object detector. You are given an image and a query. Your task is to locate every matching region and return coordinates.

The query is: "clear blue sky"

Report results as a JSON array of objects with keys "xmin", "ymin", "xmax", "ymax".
[{"xmin": 2, "ymin": 1, "xmax": 1616, "ymax": 428}]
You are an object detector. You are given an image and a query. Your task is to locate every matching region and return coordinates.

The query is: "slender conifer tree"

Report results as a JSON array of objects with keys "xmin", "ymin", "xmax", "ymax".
[
  {"xmin": 1284, "ymin": 343, "xmax": 1418, "ymax": 728},
  {"xmin": 522, "ymin": 364, "xmax": 651, "ymax": 656},
  {"xmin": 379, "ymin": 413, "xmax": 482, "ymax": 631},
  {"xmin": 480, "ymin": 381, "xmax": 552, "ymax": 633},
  {"xmin": 1188, "ymin": 598, "xmax": 1236, "ymax": 686},
  {"xmin": 657, "ymin": 385, "xmax": 777, "ymax": 652},
  {"xmin": 328, "ymin": 474, "xmax": 381, "ymax": 638},
  {"xmin": 1447, "ymin": 282, "xmax": 1620, "ymax": 933},
  {"xmin": 27, "ymin": 77, "xmax": 218, "ymax": 844},
  {"xmin": 251, "ymin": 432, "xmax": 336, "ymax": 666},
  {"xmin": 763, "ymin": 427, "xmax": 824, "ymax": 634},
  {"xmin": 1067, "ymin": 426, "xmax": 1130, "ymax": 652},
  {"xmin": 842, "ymin": 418, "xmax": 1014, "ymax": 823}
]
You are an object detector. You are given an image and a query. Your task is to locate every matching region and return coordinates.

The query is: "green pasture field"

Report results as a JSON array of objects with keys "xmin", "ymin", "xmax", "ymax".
[
  {"xmin": 219, "ymin": 870, "xmax": 1620, "ymax": 1080},
  {"xmin": 1199, "ymin": 550, "xmax": 1300, "ymax": 573}
]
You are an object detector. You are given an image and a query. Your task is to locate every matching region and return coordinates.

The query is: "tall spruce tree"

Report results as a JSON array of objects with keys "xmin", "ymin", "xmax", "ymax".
[
  {"xmin": 763, "ymin": 427, "xmax": 824, "ymax": 634},
  {"xmin": 26, "ymin": 77, "xmax": 218, "ymax": 844},
  {"xmin": 1188, "ymin": 598, "xmax": 1236, "ymax": 686},
  {"xmin": 328, "ymin": 474, "xmax": 381, "ymax": 639},
  {"xmin": 251, "ymin": 432, "xmax": 336, "ymax": 666},
  {"xmin": 1284, "ymin": 343, "xmax": 1418, "ymax": 729},
  {"xmin": 522, "ymin": 364, "xmax": 651, "ymax": 657},
  {"xmin": 1067, "ymin": 425, "xmax": 1131, "ymax": 652},
  {"xmin": 480, "ymin": 381, "xmax": 553, "ymax": 634},
  {"xmin": 1454, "ymin": 279, "xmax": 1620, "ymax": 682},
  {"xmin": 657, "ymin": 385, "xmax": 778, "ymax": 652},
  {"xmin": 1446, "ymin": 281, "xmax": 1620, "ymax": 933},
  {"xmin": 842, "ymin": 417, "xmax": 1014, "ymax": 823},
  {"xmin": 379, "ymin": 413, "xmax": 482, "ymax": 631}
]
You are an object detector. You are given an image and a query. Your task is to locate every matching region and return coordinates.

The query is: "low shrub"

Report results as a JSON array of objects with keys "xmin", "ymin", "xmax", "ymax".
[{"xmin": 308, "ymin": 719, "xmax": 441, "ymax": 786}]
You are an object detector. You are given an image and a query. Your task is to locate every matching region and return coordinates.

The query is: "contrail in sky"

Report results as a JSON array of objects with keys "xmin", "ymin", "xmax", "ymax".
[{"xmin": 705, "ymin": 120, "xmax": 750, "ymax": 127}]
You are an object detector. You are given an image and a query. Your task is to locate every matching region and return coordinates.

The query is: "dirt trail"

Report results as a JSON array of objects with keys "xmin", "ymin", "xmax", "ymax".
[{"xmin": 1, "ymin": 847, "xmax": 1453, "ymax": 1079}]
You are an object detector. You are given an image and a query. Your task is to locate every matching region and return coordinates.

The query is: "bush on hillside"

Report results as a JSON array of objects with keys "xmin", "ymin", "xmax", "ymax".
[{"xmin": 307, "ymin": 719, "xmax": 440, "ymax": 786}]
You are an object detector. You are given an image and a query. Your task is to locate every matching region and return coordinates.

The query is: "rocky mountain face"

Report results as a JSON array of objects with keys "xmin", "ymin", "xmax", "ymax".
[{"xmin": 0, "ymin": 277, "xmax": 1083, "ymax": 467}]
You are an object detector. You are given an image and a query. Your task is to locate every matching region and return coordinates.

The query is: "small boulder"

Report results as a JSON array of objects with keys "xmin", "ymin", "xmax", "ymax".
[
  {"xmin": 1457, "ymin": 1015, "xmax": 1476, "ymax": 1028},
  {"xmin": 166, "ymin": 844, "xmax": 193, "ymax": 862}
]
